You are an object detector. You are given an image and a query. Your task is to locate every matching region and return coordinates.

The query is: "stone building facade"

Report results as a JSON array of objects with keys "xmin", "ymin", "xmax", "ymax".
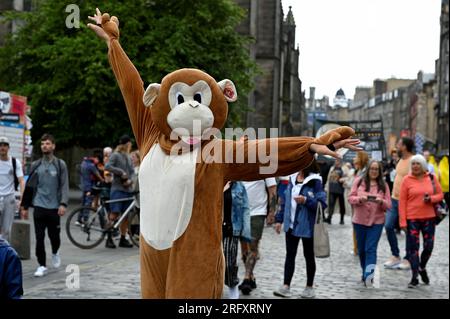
[
  {"xmin": 436, "ymin": 0, "xmax": 449, "ymax": 154},
  {"xmin": 235, "ymin": 0, "xmax": 306, "ymax": 137}
]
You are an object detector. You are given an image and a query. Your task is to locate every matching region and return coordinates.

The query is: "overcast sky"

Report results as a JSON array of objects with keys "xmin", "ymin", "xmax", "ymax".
[{"xmin": 281, "ymin": 0, "xmax": 442, "ymax": 101}]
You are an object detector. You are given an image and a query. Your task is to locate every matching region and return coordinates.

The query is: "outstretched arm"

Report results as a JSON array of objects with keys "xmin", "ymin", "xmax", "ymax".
[
  {"xmin": 87, "ymin": 8, "xmax": 155, "ymax": 149},
  {"xmin": 223, "ymin": 126, "xmax": 361, "ymax": 182}
]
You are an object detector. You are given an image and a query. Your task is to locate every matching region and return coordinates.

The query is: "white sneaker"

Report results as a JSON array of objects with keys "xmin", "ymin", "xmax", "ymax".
[
  {"xmin": 34, "ymin": 266, "xmax": 48, "ymax": 277},
  {"xmin": 398, "ymin": 259, "xmax": 410, "ymax": 270},
  {"xmin": 384, "ymin": 256, "xmax": 401, "ymax": 269},
  {"xmin": 52, "ymin": 253, "xmax": 61, "ymax": 268},
  {"xmin": 273, "ymin": 285, "xmax": 292, "ymax": 298},
  {"xmin": 228, "ymin": 285, "xmax": 240, "ymax": 299},
  {"xmin": 300, "ymin": 287, "xmax": 316, "ymax": 299}
]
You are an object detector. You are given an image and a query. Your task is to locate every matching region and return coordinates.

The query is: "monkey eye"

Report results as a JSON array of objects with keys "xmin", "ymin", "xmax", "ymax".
[
  {"xmin": 194, "ymin": 92, "xmax": 202, "ymax": 104},
  {"xmin": 176, "ymin": 92, "xmax": 185, "ymax": 105}
]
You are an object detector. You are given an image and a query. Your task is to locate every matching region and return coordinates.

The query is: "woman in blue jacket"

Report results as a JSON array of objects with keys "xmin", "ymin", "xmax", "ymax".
[
  {"xmin": 223, "ymin": 181, "xmax": 251, "ymax": 299},
  {"xmin": 273, "ymin": 161, "xmax": 327, "ymax": 299}
]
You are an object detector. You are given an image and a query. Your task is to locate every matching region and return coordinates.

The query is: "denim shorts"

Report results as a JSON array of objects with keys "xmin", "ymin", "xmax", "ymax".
[{"xmin": 109, "ymin": 190, "xmax": 133, "ymax": 214}]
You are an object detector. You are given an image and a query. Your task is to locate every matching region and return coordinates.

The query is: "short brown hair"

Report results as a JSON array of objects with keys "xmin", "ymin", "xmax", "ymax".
[{"xmin": 41, "ymin": 133, "xmax": 55, "ymax": 144}]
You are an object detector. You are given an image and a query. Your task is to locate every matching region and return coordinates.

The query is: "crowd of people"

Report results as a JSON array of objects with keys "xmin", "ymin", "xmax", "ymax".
[
  {"xmin": 0, "ymin": 133, "xmax": 448, "ymax": 299},
  {"xmin": 221, "ymin": 136, "xmax": 448, "ymax": 299}
]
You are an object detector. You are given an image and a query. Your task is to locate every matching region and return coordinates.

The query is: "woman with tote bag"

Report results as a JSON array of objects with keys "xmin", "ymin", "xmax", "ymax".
[{"xmin": 273, "ymin": 160, "xmax": 327, "ymax": 299}]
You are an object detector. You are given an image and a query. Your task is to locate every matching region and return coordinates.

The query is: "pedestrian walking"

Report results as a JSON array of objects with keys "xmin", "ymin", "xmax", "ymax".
[
  {"xmin": 238, "ymin": 178, "xmax": 277, "ymax": 295},
  {"xmin": 325, "ymin": 158, "xmax": 347, "ymax": 224},
  {"xmin": 20, "ymin": 134, "xmax": 69, "ymax": 277},
  {"xmin": 399, "ymin": 155, "xmax": 444, "ymax": 288},
  {"xmin": 222, "ymin": 181, "xmax": 251, "ymax": 299},
  {"xmin": 0, "ymin": 137, "xmax": 25, "ymax": 242},
  {"xmin": 348, "ymin": 160, "xmax": 391, "ymax": 287},
  {"xmin": 384, "ymin": 137, "xmax": 414, "ymax": 270},
  {"xmin": 273, "ymin": 161, "xmax": 326, "ymax": 299},
  {"xmin": 348, "ymin": 151, "xmax": 370, "ymax": 255}
]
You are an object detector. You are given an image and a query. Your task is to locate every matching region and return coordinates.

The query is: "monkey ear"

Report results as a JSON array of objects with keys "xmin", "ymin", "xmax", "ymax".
[
  {"xmin": 143, "ymin": 83, "xmax": 161, "ymax": 107},
  {"xmin": 218, "ymin": 79, "xmax": 237, "ymax": 103}
]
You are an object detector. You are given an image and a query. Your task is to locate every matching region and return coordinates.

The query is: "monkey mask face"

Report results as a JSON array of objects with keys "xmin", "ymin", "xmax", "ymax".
[{"xmin": 143, "ymin": 69, "xmax": 237, "ymax": 146}]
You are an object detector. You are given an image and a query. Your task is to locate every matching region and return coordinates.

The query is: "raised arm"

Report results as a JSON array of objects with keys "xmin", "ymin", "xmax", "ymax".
[
  {"xmin": 222, "ymin": 126, "xmax": 360, "ymax": 182},
  {"xmin": 87, "ymin": 8, "xmax": 155, "ymax": 149}
]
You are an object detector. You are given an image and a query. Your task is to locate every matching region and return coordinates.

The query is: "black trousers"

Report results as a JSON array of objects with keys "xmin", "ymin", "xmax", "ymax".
[
  {"xmin": 223, "ymin": 236, "xmax": 240, "ymax": 288},
  {"xmin": 33, "ymin": 207, "xmax": 61, "ymax": 267},
  {"xmin": 328, "ymin": 192, "xmax": 346, "ymax": 221},
  {"xmin": 284, "ymin": 229, "xmax": 316, "ymax": 287}
]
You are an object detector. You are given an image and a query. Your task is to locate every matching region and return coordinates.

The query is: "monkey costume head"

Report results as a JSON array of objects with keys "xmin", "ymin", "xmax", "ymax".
[{"xmin": 143, "ymin": 68, "xmax": 237, "ymax": 147}]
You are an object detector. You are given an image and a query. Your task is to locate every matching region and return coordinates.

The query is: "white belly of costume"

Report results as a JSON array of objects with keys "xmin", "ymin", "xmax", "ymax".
[{"xmin": 139, "ymin": 144, "xmax": 198, "ymax": 250}]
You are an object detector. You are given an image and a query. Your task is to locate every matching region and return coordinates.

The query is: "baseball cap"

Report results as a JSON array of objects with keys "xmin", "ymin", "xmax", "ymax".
[
  {"xmin": 0, "ymin": 136, "xmax": 9, "ymax": 145},
  {"xmin": 118, "ymin": 134, "xmax": 131, "ymax": 145}
]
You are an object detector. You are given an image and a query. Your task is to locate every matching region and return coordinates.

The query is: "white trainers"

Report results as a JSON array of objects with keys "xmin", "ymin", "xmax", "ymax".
[
  {"xmin": 273, "ymin": 285, "xmax": 292, "ymax": 298},
  {"xmin": 52, "ymin": 253, "xmax": 61, "ymax": 268},
  {"xmin": 398, "ymin": 259, "xmax": 411, "ymax": 270},
  {"xmin": 300, "ymin": 287, "xmax": 316, "ymax": 299},
  {"xmin": 34, "ymin": 266, "xmax": 48, "ymax": 277},
  {"xmin": 384, "ymin": 256, "xmax": 401, "ymax": 269},
  {"xmin": 228, "ymin": 285, "xmax": 240, "ymax": 299}
]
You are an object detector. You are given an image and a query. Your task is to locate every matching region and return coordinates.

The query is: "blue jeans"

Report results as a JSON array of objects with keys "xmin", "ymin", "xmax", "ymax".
[
  {"xmin": 354, "ymin": 223, "xmax": 384, "ymax": 280},
  {"xmin": 384, "ymin": 199, "xmax": 400, "ymax": 257},
  {"xmin": 78, "ymin": 191, "xmax": 94, "ymax": 223}
]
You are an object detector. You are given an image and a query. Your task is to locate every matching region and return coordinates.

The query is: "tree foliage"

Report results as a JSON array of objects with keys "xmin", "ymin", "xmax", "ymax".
[{"xmin": 0, "ymin": 0, "xmax": 257, "ymax": 148}]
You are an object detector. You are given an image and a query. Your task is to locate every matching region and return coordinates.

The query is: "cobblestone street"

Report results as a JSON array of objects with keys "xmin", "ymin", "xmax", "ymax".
[{"xmin": 21, "ymin": 198, "xmax": 449, "ymax": 299}]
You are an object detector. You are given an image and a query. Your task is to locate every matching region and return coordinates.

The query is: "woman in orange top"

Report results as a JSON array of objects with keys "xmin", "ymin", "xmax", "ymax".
[{"xmin": 399, "ymin": 154, "xmax": 444, "ymax": 288}]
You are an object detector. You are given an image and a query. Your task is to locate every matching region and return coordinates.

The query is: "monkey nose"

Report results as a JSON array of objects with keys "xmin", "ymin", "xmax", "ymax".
[{"xmin": 189, "ymin": 101, "xmax": 199, "ymax": 108}]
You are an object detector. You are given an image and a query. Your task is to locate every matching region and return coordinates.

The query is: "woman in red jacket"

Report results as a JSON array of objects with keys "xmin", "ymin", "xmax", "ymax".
[{"xmin": 399, "ymin": 154, "xmax": 444, "ymax": 288}]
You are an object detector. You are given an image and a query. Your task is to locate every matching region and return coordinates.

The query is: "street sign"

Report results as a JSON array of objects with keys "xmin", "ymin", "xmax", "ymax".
[
  {"xmin": 0, "ymin": 121, "xmax": 25, "ymax": 163},
  {"xmin": 315, "ymin": 118, "xmax": 387, "ymax": 162}
]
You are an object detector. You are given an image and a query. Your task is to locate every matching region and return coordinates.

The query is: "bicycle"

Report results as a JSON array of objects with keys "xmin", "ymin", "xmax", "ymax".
[{"xmin": 66, "ymin": 187, "xmax": 140, "ymax": 249}]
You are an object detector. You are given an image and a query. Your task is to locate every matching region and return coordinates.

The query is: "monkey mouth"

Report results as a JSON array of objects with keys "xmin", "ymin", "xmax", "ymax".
[{"xmin": 180, "ymin": 136, "xmax": 202, "ymax": 145}]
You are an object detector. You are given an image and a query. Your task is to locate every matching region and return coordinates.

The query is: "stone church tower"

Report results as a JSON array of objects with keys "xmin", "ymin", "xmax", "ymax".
[{"xmin": 235, "ymin": 0, "xmax": 307, "ymax": 137}]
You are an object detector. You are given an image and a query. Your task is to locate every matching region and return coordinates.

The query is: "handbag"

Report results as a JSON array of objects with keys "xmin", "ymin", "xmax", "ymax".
[
  {"xmin": 314, "ymin": 202, "xmax": 330, "ymax": 258},
  {"xmin": 429, "ymin": 174, "xmax": 448, "ymax": 225}
]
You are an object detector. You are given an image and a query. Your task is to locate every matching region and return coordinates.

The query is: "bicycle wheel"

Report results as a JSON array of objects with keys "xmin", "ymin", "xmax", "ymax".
[
  {"xmin": 66, "ymin": 206, "xmax": 106, "ymax": 249},
  {"xmin": 128, "ymin": 208, "xmax": 140, "ymax": 247}
]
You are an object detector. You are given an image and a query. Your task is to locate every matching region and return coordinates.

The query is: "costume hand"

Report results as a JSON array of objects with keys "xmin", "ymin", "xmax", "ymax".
[
  {"xmin": 87, "ymin": 8, "xmax": 119, "ymax": 43},
  {"xmin": 309, "ymin": 126, "xmax": 361, "ymax": 159},
  {"xmin": 88, "ymin": 8, "xmax": 109, "ymax": 41},
  {"xmin": 333, "ymin": 139, "xmax": 363, "ymax": 152}
]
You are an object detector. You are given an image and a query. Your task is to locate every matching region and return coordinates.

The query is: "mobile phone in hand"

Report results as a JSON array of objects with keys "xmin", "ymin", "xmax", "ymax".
[{"xmin": 367, "ymin": 195, "xmax": 376, "ymax": 202}]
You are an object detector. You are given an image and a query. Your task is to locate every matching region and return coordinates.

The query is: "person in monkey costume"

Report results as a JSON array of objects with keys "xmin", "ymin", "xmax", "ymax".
[{"xmin": 88, "ymin": 8, "xmax": 361, "ymax": 299}]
